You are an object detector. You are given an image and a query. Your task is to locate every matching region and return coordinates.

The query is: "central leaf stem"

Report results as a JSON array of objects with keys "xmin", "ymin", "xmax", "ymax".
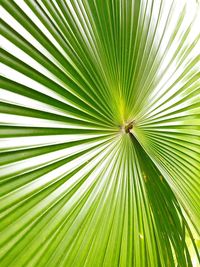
[{"xmin": 124, "ymin": 121, "xmax": 134, "ymax": 133}]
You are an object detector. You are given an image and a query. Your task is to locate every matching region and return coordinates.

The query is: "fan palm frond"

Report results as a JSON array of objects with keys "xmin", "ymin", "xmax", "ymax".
[{"xmin": 0, "ymin": 0, "xmax": 199, "ymax": 266}]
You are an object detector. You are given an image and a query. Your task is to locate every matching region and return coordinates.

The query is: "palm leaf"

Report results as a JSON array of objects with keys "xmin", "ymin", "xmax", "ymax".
[{"xmin": 0, "ymin": 0, "xmax": 199, "ymax": 266}]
